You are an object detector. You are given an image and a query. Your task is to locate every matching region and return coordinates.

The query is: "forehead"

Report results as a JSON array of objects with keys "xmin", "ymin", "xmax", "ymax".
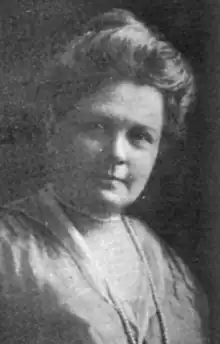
[{"xmin": 72, "ymin": 80, "xmax": 164, "ymax": 129}]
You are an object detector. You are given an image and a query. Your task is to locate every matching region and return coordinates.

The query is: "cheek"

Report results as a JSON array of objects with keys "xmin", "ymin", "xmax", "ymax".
[
  {"xmin": 131, "ymin": 149, "xmax": 158, "ymax": 180},
  {"xmin": 58, "ymin": 135, "xmax": 104, "ymax": 170},
  {"xmin": 80, "ymin": 136, "xmax": 103, "ymax": 155}
]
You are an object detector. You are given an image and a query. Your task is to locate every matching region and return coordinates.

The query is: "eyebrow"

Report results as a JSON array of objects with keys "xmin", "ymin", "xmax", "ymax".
[
  {"xmin": 71, "ymin": 107, "xmax": 161, "ymax": 134},
  {"xmin": 129, "ymin": 123, "xmax": 161, "ymax": 142}
]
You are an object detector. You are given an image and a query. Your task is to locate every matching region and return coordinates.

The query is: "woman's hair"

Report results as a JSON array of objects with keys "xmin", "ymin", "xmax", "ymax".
[{"xmin": 37, "ymin": 8, "xmax": 195, "ymax": 138}]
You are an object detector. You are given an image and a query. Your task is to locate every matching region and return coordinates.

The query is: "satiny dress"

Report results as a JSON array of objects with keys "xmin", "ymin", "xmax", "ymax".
[{"xmin": 0, "ymin": 186, "xmax": 209, "ymax": 343}]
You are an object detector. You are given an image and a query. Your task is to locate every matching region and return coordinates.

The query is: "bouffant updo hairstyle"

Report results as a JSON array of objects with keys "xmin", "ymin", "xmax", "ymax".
[{"xmin": 36, "ymin": 8, "xmax": 195, "ymax": 139}]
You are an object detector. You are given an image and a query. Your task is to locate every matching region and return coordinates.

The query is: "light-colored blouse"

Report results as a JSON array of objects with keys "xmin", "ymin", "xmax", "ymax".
[{"xmin": 0, "ymin": 186, "xmax": 209, "ymax": 343}]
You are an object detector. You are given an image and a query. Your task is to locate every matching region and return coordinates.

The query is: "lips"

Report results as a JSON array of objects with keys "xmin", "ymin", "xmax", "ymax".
[{"xmin": 99, "ymin": 175, "xmax": 129, "ymax": 185}]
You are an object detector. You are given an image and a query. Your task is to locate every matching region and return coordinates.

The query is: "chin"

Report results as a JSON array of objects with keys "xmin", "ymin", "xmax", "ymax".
[{"xmin": 97, "ymin": 189, "xmax": 131, "ymax": 210}]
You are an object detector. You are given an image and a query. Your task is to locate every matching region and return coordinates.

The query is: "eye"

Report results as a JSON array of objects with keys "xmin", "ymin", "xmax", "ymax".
[{"xmin": 128, "ymin": 127, "xmax": 156, "ymax": 147}]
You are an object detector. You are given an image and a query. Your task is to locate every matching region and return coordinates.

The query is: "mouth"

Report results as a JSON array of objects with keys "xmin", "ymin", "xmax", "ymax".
[{"xmin": 98, "ymin": 175, "xmax": 129, "ymax": 186}]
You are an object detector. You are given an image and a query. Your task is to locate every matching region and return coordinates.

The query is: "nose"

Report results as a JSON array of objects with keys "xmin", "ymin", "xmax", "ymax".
[{"xmin": 111, "ymin": 132, "xmax": 128, "ymax": 164}]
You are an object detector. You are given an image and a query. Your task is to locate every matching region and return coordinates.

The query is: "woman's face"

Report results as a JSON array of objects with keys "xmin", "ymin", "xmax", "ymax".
[{"xmin": 50, "ymin": 80, "xmax": 164, "ymax": 213}]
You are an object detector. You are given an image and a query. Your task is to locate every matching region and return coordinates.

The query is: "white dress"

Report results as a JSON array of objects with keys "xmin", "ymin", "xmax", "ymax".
[{"xmin": 0, "ymin": 186, "xmax": 210, "ymax": 343}]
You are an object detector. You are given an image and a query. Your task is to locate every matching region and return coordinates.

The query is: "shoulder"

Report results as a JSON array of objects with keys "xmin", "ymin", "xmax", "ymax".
[
  {"xmin": 0, "ymin": 197, "xmax": 32, "ymax": 288},
  {"xmin": 0, "ymin": 194, "xmax": 38, "ymax": 239},
  {"xmin": 0, "ymin": 192, "xmax": 43, "ymax": 219},
  {"xmin": 162, "ymin": 241, "xmax": 210, "ymax": 342},
  {"xmin": 0, "ymin": 194, "xmax": 42, "ymax": 257},
  {"xmin": 129, "ymin": 214, "xmax": 207, "ymax": 290},
  {"xmin": 128, "ymin": 216, "xmax": 210, "ymax": 342},
  {"xmin": 0, "ymin": 191, "xmax": 57, "ymax": 262},
  {"xmin": 0, "ymin": 193, "xmax": 64, "ymax": 292}
]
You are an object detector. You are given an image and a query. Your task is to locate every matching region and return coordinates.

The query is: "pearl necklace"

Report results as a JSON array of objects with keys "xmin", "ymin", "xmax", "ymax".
[{"xmin": 44, "ymin": 184, "xmax": 169, "ymax": 344}]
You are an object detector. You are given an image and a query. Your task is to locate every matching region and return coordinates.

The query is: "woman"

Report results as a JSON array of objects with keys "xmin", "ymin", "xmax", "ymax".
[{"xmin": 0, "ymin": 8, "xmax": 209, "ymax": 344}]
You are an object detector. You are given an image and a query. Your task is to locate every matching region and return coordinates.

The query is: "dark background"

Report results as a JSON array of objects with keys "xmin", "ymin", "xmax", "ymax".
[{"xmin": 0, "ymin": 0, "xmax": 217, "ymax": 337}]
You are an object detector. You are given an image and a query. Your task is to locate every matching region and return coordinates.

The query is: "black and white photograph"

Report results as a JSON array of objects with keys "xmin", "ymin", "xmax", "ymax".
[{"xmin": 0, "ymin": 0, "xmax": 215, "ymax": 343}]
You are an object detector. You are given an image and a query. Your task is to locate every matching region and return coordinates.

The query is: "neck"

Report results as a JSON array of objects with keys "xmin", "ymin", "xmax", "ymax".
[{"xmin": 47, "ymin": 184, "xmax": 122, "ymax": 224}]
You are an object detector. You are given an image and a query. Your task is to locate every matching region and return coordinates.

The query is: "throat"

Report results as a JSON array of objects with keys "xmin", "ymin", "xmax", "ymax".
[
  {"xmin": 50, "ymin": 184, "xmax": 122, "ymax": 227},
  {"xmin": 53, "ymin": 201, "xmax": 122, "ymax": 238},
  {"xmin": 65, "ymin": 204, "xmax": 123, "ymax": 237},
  {"xmin": 85, "ymin": 221, "xmax": 142, "ymax": 302},
  {"xmin": 51, "ymin": 183, "xmax": 142, "ymax": 302}
]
